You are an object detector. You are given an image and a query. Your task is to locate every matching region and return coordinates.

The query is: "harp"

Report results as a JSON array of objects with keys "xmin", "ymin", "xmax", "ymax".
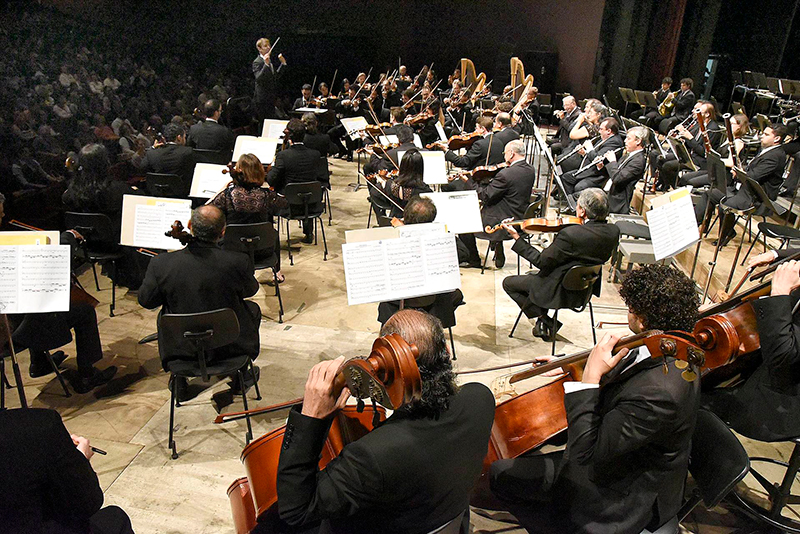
[
  {"xmin": 510, "ymin": 57, "xmax": 535, "ymax": 101},
  {"xmin": 460, "ymin": 58, "xmax": 486, "ymax": 95}
]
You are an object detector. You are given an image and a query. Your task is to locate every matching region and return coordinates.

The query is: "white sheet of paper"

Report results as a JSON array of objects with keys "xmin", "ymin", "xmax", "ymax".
[
  {"xmin": 0, "ymin": 231, "xmax": 60, "ymax": 245},
  {"xmin": 262, "ymin": 119, "xmax": 288, "ymax": 139},
  {"xmin": 189, "ymin": 163, "xmax": 230, "ymax": 199},
  {"xmin": 646, "ymin": 190, "xmax": 699, "ymax": 261},
  {"xmin": 232, "ymin": 136, "xmax": 279, "ymax": 164},
  {"xmin": 0, "ymin": 245, "xmax": 70, "ymax": 313},
  {"xmin": 295, "ymin": 107, "xmax": 326, "ymax": 114},
  {"xmin": 420, "ymin": 191, "xmax": 483, "ymax": 234},
  {"xmin": 397, "ymin": 151, "xmax": 448, "ymax": 185},
  {"xmin": 413, "ymin": 134, "xmax": 423, "ymax": 148},
  {"xmin": 379, "ymin": 135, "xmax": 399, "ymax": 145},
  {"xmin": 435, "ymin": 122, "xmax": 448, "ymax": 142},
  {"xmin": 340, "ymin": 117, "xmax": 369, "ymax": 140},
  {"xmin": 122, "ymin": 196, "xmax": 192, "ymax": 250},
  {"xmin": 342, "ymin": 234, "xmax": 460, "ymax": 305}
]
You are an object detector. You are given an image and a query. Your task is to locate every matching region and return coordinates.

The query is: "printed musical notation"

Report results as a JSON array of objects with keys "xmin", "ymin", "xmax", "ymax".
[
  {"xmin": 130, "ymin": 200, "xmax": 192, "ymax": 251},
  {"xmin": 0, "ymin": 245, "xmax": 70, "ymax": 314},
  {"xmin": 342, "ymin": 234, "xmax": 460, "ymax": 306}
]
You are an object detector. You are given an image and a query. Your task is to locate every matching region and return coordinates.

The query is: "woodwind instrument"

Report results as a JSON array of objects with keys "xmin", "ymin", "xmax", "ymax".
[{"xmin": 723, "ymin": 113, "xmax": 743, "ymax": 169}]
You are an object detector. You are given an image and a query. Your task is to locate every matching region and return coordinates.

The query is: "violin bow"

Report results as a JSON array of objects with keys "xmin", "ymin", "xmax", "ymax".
[
  {"xmin": 330, "ymin": 69, "xmax": 338, "ymax": 95},
  {"xmin": 365, "ymin": 100, "xmax": 390, "ymax": 140}
]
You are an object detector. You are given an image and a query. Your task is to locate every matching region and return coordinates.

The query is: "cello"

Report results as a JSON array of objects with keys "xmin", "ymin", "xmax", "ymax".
[{"xmin": 220, "ymin": 334, "xmax": 421, "ymax": 532}]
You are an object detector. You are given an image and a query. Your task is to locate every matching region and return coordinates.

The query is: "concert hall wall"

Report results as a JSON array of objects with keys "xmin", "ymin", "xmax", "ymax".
[{"xmin": 35, "ymin": 0, "xmax": 605, "ymax": 99}]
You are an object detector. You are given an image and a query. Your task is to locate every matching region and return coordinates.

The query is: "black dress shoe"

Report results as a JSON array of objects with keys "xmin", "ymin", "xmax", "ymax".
[
  {"xmin": 713, "ymin": 230, "xmax": 737, "ymax": 248},
  {"xmin": 29, "ymin": 350, "xmax": 68, "ymax": 378},
  {"xmin": 302, "ymin": 233, "xmax": 314, "ymax": 244},
  {"xmin": 494, "ymin": 246, "xmax": 506, "ymax": 269},
  {"xmin": 70, "ymin": 366, "xmax": 117, "ymax": 394}
]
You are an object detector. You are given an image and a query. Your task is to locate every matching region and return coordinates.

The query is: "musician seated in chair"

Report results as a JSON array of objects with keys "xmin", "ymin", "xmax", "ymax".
[
  {"xmin": 560, "ymin": 117, "xmax": 623, "ymax": 196},
  {"xmin": 435, "ymin": 116, "xmax": 505, "ymax": 189},
  {"xmin": 275, "ymin": 309, "xmax": 494, "ymax": 534},
  {"xmin": 488, "ymin": 264, "xmax": 701, "ymax": 534},
  {"xmin": 702, "ymin": 250, "xmax": 800, "ymax": 442},
  {"xmin": 501, "ymin": 188, "xmax": 620, "ymax": 341},
  {"xmin": 693, "ymin": 123, "xmax": 787, "ymax": 248},
  {"xmin": 138, "ymin": 205, "xmax": 261, "ymax": 401},
  {"xmin": 457, "ymin": 140, "xmax": 536, "ymax": 269}
]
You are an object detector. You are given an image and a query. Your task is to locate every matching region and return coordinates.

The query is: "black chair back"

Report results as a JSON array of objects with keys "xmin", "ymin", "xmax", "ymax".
[
  {"xmin": 284, "ymin": 181, "xmax": 324, "ymax": 219},
  {"xmin": 689, "ymin": 410, "xmax": 750, "ymax": 508},
  {"xmin": 158, "ymin": 308, "xmax": 240, "ymax": 381},
  {"xmin": 193, "ymin": 149, "xmax": 230, "ymax": 165},
  {"xmin": 223, "ymin": 222, "xmax": 278, "ymax": 269},
  {"xmin": 706, "ymin": 151, "xmax": 728, "ymax": 195},
  {"xmin": 64, "ymin": 212, "xmax": 118, "ymax": 249},
  {"xmin": 403, "ymin": 295, "xmax": 438, "ymax": 309},
  {"xmin": 561, "ymin": 264, "xmax": 603, "ymax": 292},
  {"xmin": 146, "ymin": 172, "xmax": 183, "ymax": 198}
]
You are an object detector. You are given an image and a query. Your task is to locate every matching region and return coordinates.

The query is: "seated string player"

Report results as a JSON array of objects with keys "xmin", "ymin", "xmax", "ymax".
[
  {"xmin": 702, "ymin": 250, "xmax": 800, "ymax": 442},
  {"xmin": 501, "ymin": 188, "xmax": 620, "ymax": 341},
  {"xmin": 276, "ymin": 309, "xmax": 494, "ymax": 534},
  {"xmin": 489, "ymin": 264, "xmax": 701, "ymax": 534}
]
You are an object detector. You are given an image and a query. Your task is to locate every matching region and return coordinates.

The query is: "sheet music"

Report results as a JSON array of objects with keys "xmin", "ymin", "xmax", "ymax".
[
  {"xmin": 340, "ymin": 117, "xmax": 369, "ymax": 141},
  {"xmin": 379, "ymin": 135, "xmax": 399, "ymax": 145},
  {"xmin": 0, "ymin": 245, "xmax": 70, "ymax": 314},
  {"xmin": 232, "ymin": 136, "xmax": 279, "ymax": 164},
  {"xmin": 295, "ymin": 107, "xmax": 326, "ymax": 114},
  {"xmin": 127, "ymin": 198, "xmax": 192, "ymax": 250},
  {"xmin": 190, "ymin": 163, "xmax": 229, "ymax": 199},
  {"xmin": 420, "ymin": 191, "xmax": 483, "ymax": 234},
  {"xmin": 397, "ymin": 151, "xmax": 448, "ymax": 185},
  {"xmin": 342, "ymin": 234, "xmax": 461, "ymax": 305},
  {"xmin": 435, "ymin": 122, "xmax": 448, "ymax": 142},
  {"xmin": 646, "ymin": 189, "xmax": 699, "ymax": 261},
  {"xmin": 262, "ymin": 119, "xmax": 288, "ymax": 139}
]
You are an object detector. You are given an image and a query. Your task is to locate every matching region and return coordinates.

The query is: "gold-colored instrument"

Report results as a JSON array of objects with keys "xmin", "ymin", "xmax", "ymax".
[
  {"xmin": 658, "ymin": 90, "xmax": 679, "ymax": 116},
  {"xmin": 510, "ymin": 57, "xmax": 535, "ymax": 103},
  {"xmin": 460, "ymin": 58, "xmax": 486, "ymax": 94}
]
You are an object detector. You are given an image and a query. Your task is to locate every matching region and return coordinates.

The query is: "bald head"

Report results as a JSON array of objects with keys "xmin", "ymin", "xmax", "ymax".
[{"xmin": 189, "ymin": 205, "xmax": 226, "ymax": 243}]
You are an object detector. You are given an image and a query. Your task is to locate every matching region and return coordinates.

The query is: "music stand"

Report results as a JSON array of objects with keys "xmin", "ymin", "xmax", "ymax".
[
  {"xmin": 731, "ymin": 101, "xmax": 747, "ymax": 116},
  {"xmin": 667, "ymin": 138, "xmax": 698, "ymax": 172},
  {"xmin": 617, "ymin": 87, "xmax": 638, "ymax": 116},
  {"xmin": 689, "ymin": 151, "xmax": 726, "ymax": 279},
  {"xmin": 635, "ymin": 90, "xmax": 659, "ymax": 110}
]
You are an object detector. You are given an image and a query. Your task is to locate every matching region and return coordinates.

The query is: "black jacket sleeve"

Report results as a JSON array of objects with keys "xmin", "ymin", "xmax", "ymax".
[
  {"xmin": 138, "ymin": 256, "xmax": 163, "ymax": 309},
  {"xmin": 752, "ymin": 294, "xmax": 800, "ymax": 389}
]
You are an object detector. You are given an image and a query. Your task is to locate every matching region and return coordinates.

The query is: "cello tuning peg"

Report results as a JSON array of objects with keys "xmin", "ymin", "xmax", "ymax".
[
  {"xmin": 674, "ymin": 360, "xmax": 689, "ymax": 370},
  {"xmin": 681, "ymin": 369, "xmax": 698, "ymax": 382}
]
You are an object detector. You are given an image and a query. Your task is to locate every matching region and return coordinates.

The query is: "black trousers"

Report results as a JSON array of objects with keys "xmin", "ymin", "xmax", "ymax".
[
  {"xmin": 502, "ymin": 275, "xmax": 547, "ymax": 319},
  {"xmin": 90, "ymin": 505, "xmax": 135, "ymax": 534},
  {"xmin": 678, "ymin": 170, "xmax": 710, "ymax": 188}
]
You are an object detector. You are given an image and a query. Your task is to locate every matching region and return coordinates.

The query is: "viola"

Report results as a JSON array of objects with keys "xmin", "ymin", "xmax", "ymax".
[
  {"xmin": 450, "ymin": 162, "xmax": 508, "ymax": 184},
  {"xmin": 427, "ymin": 131, "xmax": 482, "ymax": 151},
  {"xmin": 166, "ymin": 220, "xmax": 194, "ymax": 246},
  {"xmin": 365, "ymin": 169, "xmax": 399, "ymax": 182},
  {"xmin": 484, "ymin": 215, "xmax": 582, "ymax": 235},
  {"xmin": 221, "ymin": 334, "xmax": 421, "ymax": 526},
  {"xmin": 356, "ymin": 143, "xmax": 399, "ymax": 156}
]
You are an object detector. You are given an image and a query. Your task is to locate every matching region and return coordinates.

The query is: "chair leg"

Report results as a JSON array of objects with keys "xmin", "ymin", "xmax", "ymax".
[
  {"xmin": 286, "ymin": 219, "xmax": 293, "ymax": 266},
  {"xmin": 448, "ymin": 328, "xmax": 456, "ymax": 360},
  {"xmin": 319, "ymin": 217, "xmax": 328, "ymax": 261},
  {"xmin": 45, "ymin": 351, "xmax": 71, "ymax": 398},
  {"xmin": 517, "ymin": 252, "xmax": 521, "ymax": 276},
  {"xmin": 169, "ymin": 375, "xmax": 178, "ymax": 459},
  {"xmin": 367, "ymin": 204, "xmax": 373, "ymax": 228},
  {"xmin": 110, "ymin": 261, "xmax": 117, "ymax": 317},
  {"xmin": 480, "ymin": 241, "xmax": 491, "ymax": 275},
  {"xmin": 589, "ymin": 301, "xmax": 597, "ymax": 345},
  {"xmin": 769, "ymin": 442, "xmax": 800, "ymax": 520},
  {"xmin": 238, "ymin": 370, "xmax": 254, "ymax": 445},
  {"xmin": 741, "ymin": 230, "xmax": 762, "ymax": 266},
  {"xmin": 313, "ymin": 217, "xmax": 318, "ymax": 245},
  {"xmin": 509, "ymin": 309, "xmax": 524, "ymax": 338},
  {"xmin": 1, "ymin": 357, "xmax": 6, "ymax": 410},
  {"xmin": 250, "ymin": 360, "xmax": 262, "ymax": 401},
  {"xmin": 326, "ymin": 189, "xmax": 332, "ymax": 226},
  {"xmin": 551, "ymin": 310, "xmax": 559, "ymax": 356},
  {"xmin": 91, "ymin": 261, "xmax": 100, "ymax": 291},
  {"xmin": 273, "ymin": 269, "xmax": 284, "ymax": 324}
]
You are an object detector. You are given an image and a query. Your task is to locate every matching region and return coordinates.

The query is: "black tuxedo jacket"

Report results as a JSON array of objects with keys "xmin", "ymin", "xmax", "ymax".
[
  {"xmin": 138, "ymin": 241, "xmax": 260, "ymax": 365},
  {"xmin": 445, "ymin": 133, "xmax": 504, "ymax": 170},
  {"xmin": 140, "ymin": 144, "xmax": 196, "ymax": 197},
  {"xmin": 277, "ymin": 383, "xmax": 495, "ymax": 534},
  {"xmin": 511, "ymin": 220, "xmax": 620, "ymax": 310},
  {"xmin": 253, "ymin": 56, "xmax": 285, "ymax": 104},
  {"xmin": 292, "ymin": 97, "xmax": 315, "ymax": 110},
  {"xmin": 556, "ymin": 108, "xmax": 580, "ymax": 146},
  {"xmin": 724, "ymin": 146, "xmax": 787, "ymax": 209},
  {"xmin": 684, "ymin": 120, "xmax": 723, "ymax": 168},
  {"xmin": 0, "ymin": 408, "xmax": 104, "ymax": 534},
  {"xmin": 672, "ymin": 90, "xmax": 696, "ymax": 120},
  {"xmin": 605, "ymin": 150, "xmax": 646, "ymax": 214},
  {"xmin": 703, "ymin": 270, "xmax": 800, "ymax": 441},
  {"xmin": 267, "ymin": 143, "xmax": 325, "ymax": 193},
  {"xmin": 187, "ymin": 120, "xmax": 235, "ymax": 152},
  {"xmin": 552, "ymin": 351, "xmax": 700, "ymax": 532},
  {"xmin": 465, "ymin": 160, "xmax": 535, "ymax": 227},
  {"xmin": 494, "ymin": 127, "xmax": 521, "ymax": 148}
]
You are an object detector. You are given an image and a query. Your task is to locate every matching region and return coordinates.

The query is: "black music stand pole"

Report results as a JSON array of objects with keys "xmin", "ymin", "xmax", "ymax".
[{"xmin": 1, "ymin": 315, "xmax": 27, "ymax": 409}]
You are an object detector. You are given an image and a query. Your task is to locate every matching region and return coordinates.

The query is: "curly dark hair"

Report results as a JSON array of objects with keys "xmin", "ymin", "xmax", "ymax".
[
  {"xmin": 618, "ymin": 264, "xmax": 699, "ymax": 333},
  {"xmin": 380, "ymin": 309, "xmax": 457, "ymax": 419}
]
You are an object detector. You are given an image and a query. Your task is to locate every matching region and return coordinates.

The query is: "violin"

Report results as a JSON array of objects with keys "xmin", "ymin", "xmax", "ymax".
[
  {"xmin": 356, "ymin": 142, "xmax": 399, "ymax": 156},
  {"xmin": 451, "ymin": 162, "xmax": 509, "ymax": 183},
  {"xmin": 484, "ymin": 215, "xmax": 582, "ymax": 235},
  {"xmin": 221, "ymin": 334, "xmax": 421, "ymax": 526},
  {"xmin": 427, "ymin": 131, "xmax": 482, "ymax": 151},
  {"xmin": 365, "ymin": 169, "xmax": 399, "ymax": 182},
  {"xmin": 364, "ymin": 122, "xmax": 393, "ymax": 136},
  {"xmin": 405, "ymin": 110, "xmax": 433, "ymax": 126}
]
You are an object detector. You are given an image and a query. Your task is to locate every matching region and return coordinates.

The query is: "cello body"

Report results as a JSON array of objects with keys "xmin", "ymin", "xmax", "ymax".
[{"xmin": 238, "ymin": 405, "xmax": 387, "ymax": 525}]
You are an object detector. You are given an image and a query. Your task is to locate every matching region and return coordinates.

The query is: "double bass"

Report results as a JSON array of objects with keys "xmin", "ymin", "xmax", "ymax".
[{"xmin": 220, "ymin": 334, "xmax": 422, "ymax": 533}]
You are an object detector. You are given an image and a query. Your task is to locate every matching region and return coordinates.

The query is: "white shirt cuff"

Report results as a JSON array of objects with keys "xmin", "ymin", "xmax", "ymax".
[{"xmin": 564, "ymin": 382, "xmax": 600, "ymax": 394}]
